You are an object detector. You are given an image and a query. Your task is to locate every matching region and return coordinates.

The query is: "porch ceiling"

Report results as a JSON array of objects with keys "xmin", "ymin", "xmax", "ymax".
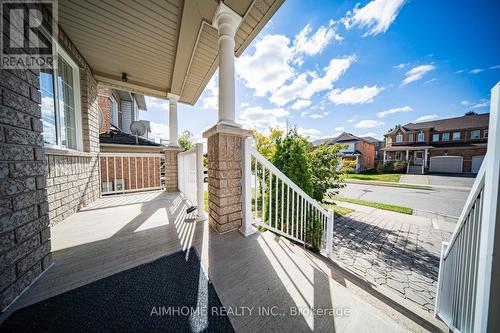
[{"xmin": 57, "ymin": 0, "xmax": 284, "ymax": 104}]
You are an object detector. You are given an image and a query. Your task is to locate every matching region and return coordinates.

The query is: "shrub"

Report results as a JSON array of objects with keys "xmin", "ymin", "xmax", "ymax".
[
  {"xmin": 383, "ymin": 160, "xmax": 408, "ymax": 173},
  {"xmin": 376, "ymin": 161, "xmax": 385, "ymax": 173},
  {"xmin": 306, "ymin": 213, "xmax": 322, "ymax": 254},
  {"xmin": 309, "ymin": 143, "xmax": 346, "ymax": 202}
]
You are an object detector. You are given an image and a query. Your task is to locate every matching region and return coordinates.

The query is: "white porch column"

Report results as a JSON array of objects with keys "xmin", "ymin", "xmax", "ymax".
[
  {"xmin": 424, "ymin": 148, "xmax": 428, "ymax": 168},
  {"xmin": 383, "ymin": 150, "xmax": 387, "ymax": 164},
  {"xmin": 406, "ymin": 150, "xmax": 409, "ymax": 161},
  {"xmin": 167, "ymin": 93, "xmax": 179, "ymax": 146},
  {"xmin": 355, "ymin": 155, "xmax": 359, "ymax": 173},
  {"xmin": 213, "ymin": 3, "xmax": 242, "ymax": 126}
]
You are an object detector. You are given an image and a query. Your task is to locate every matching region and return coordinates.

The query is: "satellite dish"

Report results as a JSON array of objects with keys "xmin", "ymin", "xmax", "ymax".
[{"xmin": 130, "ymin": 121, "xmax": 146, "ymax": 136}]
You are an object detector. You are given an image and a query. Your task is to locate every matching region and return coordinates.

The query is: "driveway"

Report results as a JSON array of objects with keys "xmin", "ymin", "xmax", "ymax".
[
  {"xmin": 426, "ymin": 173, "xmax": 476, "ymax": 188},
  {"xmin": 337, "ymin": 183, "xmax": 470, "ymax": 219}
]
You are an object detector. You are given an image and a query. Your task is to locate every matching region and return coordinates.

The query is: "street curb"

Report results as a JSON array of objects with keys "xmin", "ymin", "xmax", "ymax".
[{"xmin": 345, "ymin": 179, "xmax": 432, "ymax": 190}]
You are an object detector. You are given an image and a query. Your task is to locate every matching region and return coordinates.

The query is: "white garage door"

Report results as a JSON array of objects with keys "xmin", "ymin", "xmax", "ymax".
[
  {"xmin": 471, "ymin": 155, "xmax": 485, "ymax": 173},
  {"xmin": 430, "ymin": 156, "xmax": 463, "ymax": 173}
]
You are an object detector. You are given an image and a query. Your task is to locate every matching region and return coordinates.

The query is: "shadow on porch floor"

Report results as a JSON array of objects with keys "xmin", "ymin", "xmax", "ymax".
[{"xmin": 2, "ymin": 191, "xmax": 445, "ymax": 332}]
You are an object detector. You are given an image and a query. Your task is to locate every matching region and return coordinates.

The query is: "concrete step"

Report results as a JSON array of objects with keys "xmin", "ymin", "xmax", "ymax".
[{"xmin": 407, "ymin": 165, "xmax": 423, "ymax": 175}]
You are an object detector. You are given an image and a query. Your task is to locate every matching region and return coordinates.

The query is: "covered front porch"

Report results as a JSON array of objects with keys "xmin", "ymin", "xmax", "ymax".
[
  {"xmin": 1, "ymin": 191, "xmax": 439, "ymax": 332},
  {"xmin": 382, "ymin": 146, "xmax": 434, "ymax": 174}
]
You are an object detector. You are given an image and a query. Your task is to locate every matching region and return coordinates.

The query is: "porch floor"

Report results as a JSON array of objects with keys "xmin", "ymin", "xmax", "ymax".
[{"xmin": 2, "ymin": 191, "xmax": 444, "ymax": 332}]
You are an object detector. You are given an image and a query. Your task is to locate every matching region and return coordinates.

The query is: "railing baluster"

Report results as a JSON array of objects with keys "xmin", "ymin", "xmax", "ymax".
[{"xmin": 275, "ymin": 173, "xmax": 278, "ymax": 228}]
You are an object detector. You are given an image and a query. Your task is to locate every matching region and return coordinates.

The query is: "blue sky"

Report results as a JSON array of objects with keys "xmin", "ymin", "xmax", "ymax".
[{"xmin": 143, "ymin": 0, "xmax": 500, "ymax": 142}]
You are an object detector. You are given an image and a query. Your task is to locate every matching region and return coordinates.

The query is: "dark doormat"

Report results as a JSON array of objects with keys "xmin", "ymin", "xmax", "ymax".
[{"xmin": 1, "ymin": 250, "xmax": 234, "ymax": 333}]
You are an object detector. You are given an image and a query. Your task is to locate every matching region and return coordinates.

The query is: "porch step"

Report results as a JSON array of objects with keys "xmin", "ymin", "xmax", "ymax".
[{"xmin": 407, "ymin": 165, "xmax": 423, "ymax": 175}]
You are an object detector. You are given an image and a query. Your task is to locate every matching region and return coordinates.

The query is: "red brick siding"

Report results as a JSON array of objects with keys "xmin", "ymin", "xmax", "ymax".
[
  {"xmin": 98, "ymin": 87, "xmax": 112, "ymax": 134},
  {"xmin": 356, "ymin": 141, "xmax": 375, "ymax": 170}
]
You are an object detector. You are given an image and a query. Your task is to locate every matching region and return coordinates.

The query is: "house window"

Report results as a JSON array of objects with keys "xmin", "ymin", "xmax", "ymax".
[
  {"xmin": 442, "ymin": 133, "xmax": 450, "ymax": 141},
  {"xmin": 110, "ymin": 95, "xmax": 119, "ymax": 126},
  {"xmin": 408, "ymin": 133, "xmax": 414, "ymax": 142},
  {"xmin": 396, "ymin": 134, "xmax": 403, "ymax": 143},
  {"xmin": 453, "ymin": 132, "xmax": 461, "ymax": 140},
  {"xmin": 432, "ymin": 134, "xmax": 440, "ymax": 142},
  {"xmin": 417, "ymin": 132, "xmax": 425, "ymax": 142},
  {"xmin": 484, "ymin": 129, "xmax": 488, "ymax": 138},
  {"xmin": 40, "ymin": 47, "xmax": 82, "ymax": 150},
  {"xmin": 395, "ymin": 152, "xmax": 401, "ymax": 160},
  {"xmin": 386, "ymin": 137, "xmax": 392, "ymax": 146},
  {"xmin": 416, "ymin": 152, "xmax": 423, "ymax": 159},
  {"xmin": 471, "ymin": 130, "xmax": 480, "ymax": 139}
]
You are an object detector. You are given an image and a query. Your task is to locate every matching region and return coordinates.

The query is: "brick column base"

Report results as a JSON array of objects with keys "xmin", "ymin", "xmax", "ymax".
[
  {"xmin": 164, "ymin": 147, "xmax": 182, "ymax": 192},
  {"xmin": 204, "ymin": 124, "xmax": 251, "ymax": 233}
]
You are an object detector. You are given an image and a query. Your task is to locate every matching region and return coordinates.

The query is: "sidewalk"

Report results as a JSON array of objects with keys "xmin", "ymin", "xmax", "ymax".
[{"xmin": 331, "ymin": 201, "xmax": 452, "ymax": 315}]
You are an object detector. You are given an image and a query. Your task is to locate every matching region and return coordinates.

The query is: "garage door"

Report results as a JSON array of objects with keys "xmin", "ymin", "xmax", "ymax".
[
  {"xmin": 471, "ymin": 155, "xmax": 485, "ymax": 173},
  {"xmin": 429, "ymin": 156, "xmax": 463, "ymax": 173}
]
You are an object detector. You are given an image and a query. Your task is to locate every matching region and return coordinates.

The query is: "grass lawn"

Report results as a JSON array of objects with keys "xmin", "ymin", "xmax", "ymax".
[
  {"xmin": 322, "ymin": 203, "xmax": 354, "ymax": 218},
  {"xmin": 344, "ymin": 171, "xmax": 401, "ymax": 183},
  {"xmin": 332, "ymin": 195, "xmax": 413, "ymax": 215}
]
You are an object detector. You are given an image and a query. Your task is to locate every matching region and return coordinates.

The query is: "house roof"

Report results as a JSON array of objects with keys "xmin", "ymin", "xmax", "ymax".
[
  {"xmin": 100, "ymin": 125, "xmax": 162, "ymax": 147},
  {"xmin": 401, "ymin": 113, "xmax": 490, "ymax": 132},
  {"xmin": 57, "ymin": 0, "xmax": 284, "ymax": 105},
  {"xmin": 312, "ymin": 132, "xmax": 378, "ymax": 146}
]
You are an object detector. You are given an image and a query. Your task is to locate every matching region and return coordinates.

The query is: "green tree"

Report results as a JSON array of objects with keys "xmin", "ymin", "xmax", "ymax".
[
  {"xmin": 252, "ymin": 128, "xmax": 283, "ymax": 159},
  {"xmin": 308, "ymin": 143, "xmax": 346, "ymax": 201},
  {"xmin": 178, "ymin": 130, "xmax": 194, "ymax": 151}
]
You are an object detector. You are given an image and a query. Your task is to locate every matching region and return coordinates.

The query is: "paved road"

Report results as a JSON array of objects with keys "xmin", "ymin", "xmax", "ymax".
[{"xmin": 337, "ymin": 183, "xmax": 471, "ymax": 219}]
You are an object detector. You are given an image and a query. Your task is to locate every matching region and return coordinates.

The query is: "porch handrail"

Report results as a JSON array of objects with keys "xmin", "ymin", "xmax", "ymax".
[
  {"xmin": 241, "ymin": 139, "xmax": 334, "ymax": 256},
  {"xmin": 435, "ymin": 83, "xmax": 500, "ymax": 333}
]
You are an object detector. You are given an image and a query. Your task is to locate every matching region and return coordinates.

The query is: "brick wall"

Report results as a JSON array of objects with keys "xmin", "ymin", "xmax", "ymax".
[
  {"xmin": 207, "ymin": 133, "xmax": 243, "ymax": 233},
  {"xmin": 356, "ymin": 141, "xmax": 375, "ymax": 170},
  {"xmin": 0, "ymin": 68, "xmax": 52, "ymax": 310},
  {"xmin": 164, "ymin": 149, "xmax": 180, "ymax": 192},
  {"xmin": 45, "ymin": 151, "xmax": 99, "ymax": 226},
  {"xmin": 98, "ymin": 87, "xmax": 112, "ymax": 134}
]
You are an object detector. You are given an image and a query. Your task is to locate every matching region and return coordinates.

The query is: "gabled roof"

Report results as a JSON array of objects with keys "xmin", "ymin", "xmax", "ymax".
[
  {"xmin": 393, "ymin": 113, "xmax": 489, "ymax": 133},
  {"xmin": 100, "ymin": 125, "xmax": 162, "ymax": 147},
  {"xmin": 312, "ymin": 132, "xmax": 378, "ymax": 146}
]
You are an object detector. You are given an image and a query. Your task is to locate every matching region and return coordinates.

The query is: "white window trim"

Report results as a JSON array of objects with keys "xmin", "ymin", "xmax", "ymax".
[
  {"xmin": 484, "ymin": 129, "xmax": 488, "ymax": 138},
  {"xmin": 43, "ymin": 42, "xmax": 83, "ymax": 151},
  {"xmin": 432, "ymin": 134, "xmax": 440, "ymax": 142},
  {"xmin": 396, "ymin": 134, "xmax": 403, "ymax": 143},
  {"xmin": 408, "ymin": 133, "xmax": 414, "ymax": 142},
  {"xmin": 453, "ymin": 131, "xmax": 461, "ymax": 140},
  {"xmin": 442, "ymin": 133, "xmax": 450, "ymax": 141},
  {"xmin": 417, "ymin": 132, "xmax": 425, "ymax": 142},
  {"xmin": 110, "ymin": 95, "xmax": 119, "ymax": 126},
  {"xmin": 471, "ymin": 130, "xmax": 480, "ymax": 139}
]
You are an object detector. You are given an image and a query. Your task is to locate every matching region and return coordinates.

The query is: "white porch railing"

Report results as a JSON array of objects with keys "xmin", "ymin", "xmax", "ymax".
[
  {"xmin": 242, "ymin": 139, "xmax": 334, "ymax": 256},
  {"xmin": 435, "ymin": 83, "xmax": 500, "ymax": 332},
  {"xmin": 177, "ymin": 143, "xmax": 206, "ymax": 219},
  {"xmin": 99, "ymin": 153, "xmax": 164, "ymax": 195}
]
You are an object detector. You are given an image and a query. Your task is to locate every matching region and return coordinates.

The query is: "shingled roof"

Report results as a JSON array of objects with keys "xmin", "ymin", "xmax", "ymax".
[
  {"xmin": 100, "ymin": 125, "xmax": 162, "ymax": 146},
  {"xmin": 402, "ymin": 113, "xmax": 489, "ymax": 132}
]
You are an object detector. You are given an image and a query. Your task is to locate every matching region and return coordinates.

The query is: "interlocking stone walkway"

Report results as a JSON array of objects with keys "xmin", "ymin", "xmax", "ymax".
[{"xmin": 331, "ymin": 210, "xmax": 451, "ymax": 313}]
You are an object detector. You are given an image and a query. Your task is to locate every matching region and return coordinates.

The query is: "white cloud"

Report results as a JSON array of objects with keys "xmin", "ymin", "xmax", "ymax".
[
  {"xmin": 335, "ymin": 126, "xmax": 345, "ymax": 131},
  {"xmin": 270, "ymin": 55, "xmax": 356, "ymax": 106},
  {"xmin": 455, "ymin": 69, "xmax": 467, "ymax": 74},
  {"xmin": 490, "ymin": 65, "xmax": 500, "ymax": 69},
  {"xmin": 343, "ymin": 0, "xmax": 406, "ymax": 36},
  {"xmin": 376, "ymin": 106, "xmax": 412, "ymax": 118},
  {"xmin": 293, "ymin": 23, "xmax": 342, "ymax": 58},
  {"xmin": 236, "ymin": 35, "xmax": 294, "ymax": 97},
  {"xmin": 150, "ymin": 122, "xmax": 169, "ymax": 140},
  {"xmin": 393, "ymin": 63, "xmax": 407, "ymax": 69},
  {"xmin": 469, "ymin": 68, "xmax": 483, "ymax": 74},
  {"xmin": 424, "ymin": 78, "xmax": 436, "ymax": 84},
  {"xmin": 240, "ymin": 102, "xmax": 249, "ymax": 107},
  {"xmin": 238, "ymin": 106, "xmax": 289, "ymax": 131},
  {"xmin": 401, "ymin": 64, "xmax": 435, "ymax": 86},
  {"xmin": 199, "ymin": 75, "xmax": 218, "ymax": 109},
  {"xmin": 355, "ymin": 119, "xmax": 384, "ymax": 129},
  {"xmin": 297, "ymin": 127, "xmax": 321, "ymax": 139},
  {"xmin": 301, "ymin": 110, "xmax": 329, "ymax": 119},
  {"xmin": 145, "ymin": 96, "xmax": 168, "ymax": 111},
  {"xmin": 415, "ymin": 114, "xmax": 439, "ymax": 122},
  {"xmin": 460, "ymin": 100, "xmax": 471, "ymax": 106},
  {"xmin": 470, "ymin": 99, "xmax": 490, "ymax": 109},
  {"xmin": 291, "ymin": 99, "xmax": 311, "ymax": 110},
  {"xmin": 328, "ymin": 85, "xmax": 384, "ymax": 105},
  {"xmin": 347, "ymin": 116, "xmax": 358, "ymax": 123}
]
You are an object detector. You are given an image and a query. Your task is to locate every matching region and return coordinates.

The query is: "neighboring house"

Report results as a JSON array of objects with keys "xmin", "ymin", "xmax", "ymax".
[
  {"xmin": 360, "ymin": 136, "xmax": 382, "ymax": 162},
  {"xmin": 382, "ymin": 113, "xmax": 489, "ymax": 174},
  {"xmin": 314, "ymin": 132, "xmax": 376, "ymax": 173}
]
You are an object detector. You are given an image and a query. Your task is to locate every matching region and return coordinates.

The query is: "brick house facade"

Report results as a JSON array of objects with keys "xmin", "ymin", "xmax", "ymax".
[
  {"xmin": 382, "ymin": 113, "xmax": 489, "ymax": 173},
  {"xmin": 1, "ymin": 6, "xmax": 100, "ymax": 309}
]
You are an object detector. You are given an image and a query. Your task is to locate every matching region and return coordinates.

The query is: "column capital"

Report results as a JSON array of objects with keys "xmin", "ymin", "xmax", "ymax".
[
  {"xmin": 212, "ymin": 2, "xmax": 242, "ymax": 36},
  {"xmin": 167, "ymin": 93, "xmax": 180, "ymax": 102}
]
